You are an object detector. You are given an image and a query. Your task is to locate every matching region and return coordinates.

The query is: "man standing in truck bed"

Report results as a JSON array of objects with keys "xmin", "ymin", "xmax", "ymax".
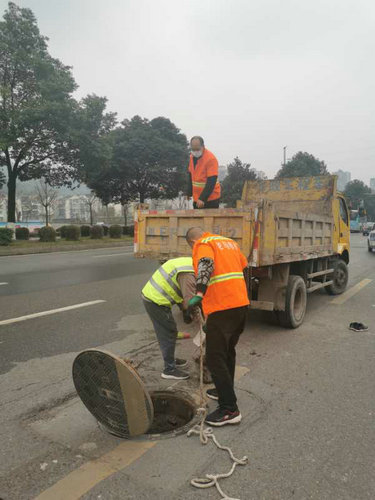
[
  {"xmin": 187, "ymin": 136, "xmax": 221, "ymax": 209},
  {"xmin": 186, "ymin": 228, "xmax": 249, "ymax": 426}
]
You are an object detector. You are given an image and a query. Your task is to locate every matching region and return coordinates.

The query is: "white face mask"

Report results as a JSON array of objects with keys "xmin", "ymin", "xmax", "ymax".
[{"xmin": 192, "ymin": 150, "xmax": 203, "ymax": 158}]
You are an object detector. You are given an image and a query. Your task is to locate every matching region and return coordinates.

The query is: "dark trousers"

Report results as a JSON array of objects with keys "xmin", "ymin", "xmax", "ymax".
[
  {"xmin": 142, "ymin": 298, "xmax": 177, "ymax": 372},
  {"xmin": 193, "ymin": 199, "xmax": 220, "ymax": 209},
  {"xmin": 205, "ymin": 306, "xmax": 247, "ymax": 411}
]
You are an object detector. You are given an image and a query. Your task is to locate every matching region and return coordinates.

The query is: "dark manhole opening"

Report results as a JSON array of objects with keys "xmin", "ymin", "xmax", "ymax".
[{"xmin": 146, "ymin": 390, "xmax": 196, "ymax": 436}]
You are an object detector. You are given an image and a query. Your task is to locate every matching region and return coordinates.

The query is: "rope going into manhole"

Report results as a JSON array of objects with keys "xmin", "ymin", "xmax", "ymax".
[{"xmin": 187, "ymin": 314, "xmax": 248, "ymax": 500}]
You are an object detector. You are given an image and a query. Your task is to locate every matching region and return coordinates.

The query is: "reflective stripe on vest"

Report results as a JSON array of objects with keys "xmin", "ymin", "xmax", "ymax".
[
  {"xmin": 142, "ymin": 258, "xmax": 194, "ymax": 307},
  {"xmin": 192, "ymin": 181, "xmax": 220, "ymax": 189},
  {"xmin": 209, "ymin": 272, "xmax": 244, "ymax": 286},
  {"xmin": 158, "ymin": 266, "xmax": 193, "ymax": 298},
  {"xmin": 201, "ymin": 236, "xmax": 233, "ymax": 244}
]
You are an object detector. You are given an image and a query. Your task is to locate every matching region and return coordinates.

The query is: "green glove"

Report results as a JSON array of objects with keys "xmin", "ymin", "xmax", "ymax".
[{"xmin": 187, "ymin": 295, "xmax": 203, "ymax": 315}]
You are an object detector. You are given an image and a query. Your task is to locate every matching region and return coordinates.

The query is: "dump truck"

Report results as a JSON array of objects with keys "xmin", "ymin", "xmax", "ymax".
[{"xmin": 135, "ymin": 175, "xmax": 350, "ymax": 328}]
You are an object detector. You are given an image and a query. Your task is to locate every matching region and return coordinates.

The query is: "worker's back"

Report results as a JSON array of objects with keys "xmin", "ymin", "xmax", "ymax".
[{"xmin": 192, "ymin": 233, "xmax": 249, "ymax": 316}]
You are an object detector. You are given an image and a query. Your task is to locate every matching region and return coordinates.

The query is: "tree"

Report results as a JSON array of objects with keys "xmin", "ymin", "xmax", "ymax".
[
  {"xmin": 70, "ymin": 94, "xmax": 117, "ymax": 186},
  {"xmin": 111, "ymin": 116, "xmax": 189, "ymax": 203},
  {"xmin": 344, "ymin": 180, "xmax": 371, "ymax": 209},
  {"xmin": 83, "ymin": 192, "xmax": 97, "ymax": 225},
  {"xmin": 221, "ymin": 157, "xmax": 261, "ymax": 207},
  {"xmin": 0, "ymin": 3, "xmax": 79, "ymax": 222},
  {"xmin": 276, "ymin": 152, "xmax": 329, "ymax": 179},
  {"xmin": 35, "ymin": 179, "xmax": 58, "ymax": 226},
  {"xmin": 0, "ymin": 170, "xmax": 5, "ymax": 189}
]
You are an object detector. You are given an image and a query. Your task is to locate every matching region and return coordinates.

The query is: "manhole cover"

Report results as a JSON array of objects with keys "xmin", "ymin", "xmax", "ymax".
[{"xmin": 73, "ymin": 349, "xmax": 153, "ymax": 437}]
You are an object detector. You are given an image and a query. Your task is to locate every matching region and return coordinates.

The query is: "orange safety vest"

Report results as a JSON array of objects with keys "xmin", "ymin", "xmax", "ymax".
[
  {"xmin": 192, "ymin": 232, "xmax": 249, "ymax": 316},
  {"xmin": 188, "ymin": 149, "xmax": 221, "ymax": 202}
]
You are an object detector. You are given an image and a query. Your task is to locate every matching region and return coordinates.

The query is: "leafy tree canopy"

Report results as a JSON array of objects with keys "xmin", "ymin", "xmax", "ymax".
[
  {"xmin": 0, "ymin": 2, "xmax": 78, "ymax": 221},
  {"xmin": 344, "ymin": 179, "xmax": 371, "ymax": 202},
  {"xmin": 276, "ymin": 151, "xmax": 329, "ymax": 179},
  {"xmin": 221, "ymin": 157, "xmax": 263, "ymax": 207},
  {"xmin": 89, "ymin": 116, "xmax": 189, "ymax": 204}
]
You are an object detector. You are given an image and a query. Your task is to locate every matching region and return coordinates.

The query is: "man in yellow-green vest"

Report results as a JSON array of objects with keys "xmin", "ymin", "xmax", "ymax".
[{"xmin": 142, "ymin": 257, "xmax": 196, "ymax": 380}]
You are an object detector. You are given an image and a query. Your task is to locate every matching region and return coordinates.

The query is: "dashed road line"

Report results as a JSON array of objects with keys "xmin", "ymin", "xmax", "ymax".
[
  {"xmin": 0, "ymin": 300, "xmax": 106, "ymax": 326},
  {"xmin": 331, "ymin": 279, "xmax": 372, "ymax": 305},
  {"xmin": 0, "ymin": 282, "xmax": 8, "ymax": 285}
]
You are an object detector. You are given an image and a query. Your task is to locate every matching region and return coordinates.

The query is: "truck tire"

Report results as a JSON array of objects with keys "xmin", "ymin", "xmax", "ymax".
[
  {"xmin": 368, "ymin": 244, "xmax": 372, "ymax": 253},
  {"xmin": 326, "ymin": 260, "xmax": 348, "ymax": 295},
  {"xmin": 276, "ymin": 275, "xmax": 307, "ymax": 329}
]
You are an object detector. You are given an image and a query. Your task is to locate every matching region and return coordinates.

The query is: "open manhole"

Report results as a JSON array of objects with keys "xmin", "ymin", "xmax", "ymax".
[{"xmin": 73, "ymin": 349, "xmax": 197, "ymax": 439}]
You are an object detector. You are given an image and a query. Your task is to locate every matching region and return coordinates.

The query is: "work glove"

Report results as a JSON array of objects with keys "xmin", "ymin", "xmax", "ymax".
[
  {"xmin": 187, "ymin": 295, "xmax": 203, "ymax": 316},
  {"xmin": 183, "ymin": 309, "xmax": 193, "ymax": 324}
]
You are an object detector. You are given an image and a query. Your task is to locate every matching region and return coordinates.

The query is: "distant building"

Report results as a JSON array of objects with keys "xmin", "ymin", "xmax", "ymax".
[
  {"xmin": 333, "ymin": 170, "xmax": 351, "ymax": 191},
  {"xmin": 370, "ymin": 178, "xmax": 375, "ymax": 193}
]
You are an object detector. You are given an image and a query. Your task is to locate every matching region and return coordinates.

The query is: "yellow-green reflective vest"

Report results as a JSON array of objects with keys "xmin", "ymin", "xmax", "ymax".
[{"xmin": 142, "ymin": 257, "xmax": 194, "ymax": 307}]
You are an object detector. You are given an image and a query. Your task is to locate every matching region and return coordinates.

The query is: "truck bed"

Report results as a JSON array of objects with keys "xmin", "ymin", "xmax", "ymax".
[{"xmin": 135, "ymin": 176, "xmax": 337, "ymax": 266}]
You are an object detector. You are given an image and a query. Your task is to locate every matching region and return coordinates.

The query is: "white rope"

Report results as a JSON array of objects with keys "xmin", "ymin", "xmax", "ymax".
[{"xmin": 187, "ymin": 315, "xmax": 248, "ymax": 500}]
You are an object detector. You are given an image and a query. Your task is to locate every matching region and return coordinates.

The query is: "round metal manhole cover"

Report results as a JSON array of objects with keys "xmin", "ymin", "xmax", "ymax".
[{"xmin": 72, "ymin": 349, "xmax": 154, "ymax": 438}]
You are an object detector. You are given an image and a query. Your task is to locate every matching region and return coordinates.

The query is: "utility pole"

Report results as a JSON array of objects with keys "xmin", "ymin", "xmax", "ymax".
[{"xmin": 283, "ymin": 146, "xmax": 287, "ymax": 166}]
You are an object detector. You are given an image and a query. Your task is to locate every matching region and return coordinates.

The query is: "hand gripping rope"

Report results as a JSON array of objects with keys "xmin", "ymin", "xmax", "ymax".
[{"xmin": 187, "ymin": 313, "xmax": 248, "ymax": 500}]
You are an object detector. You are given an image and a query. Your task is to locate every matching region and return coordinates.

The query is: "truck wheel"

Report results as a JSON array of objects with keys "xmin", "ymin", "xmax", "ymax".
[
  {"xmin": 369, "ymin": 244, "xmax": 372, "ymax": 253},
  {"xmin": 326, "ymin": 260, "xmax": 348, "ymax": 295},
  {"xmin": 276, "ymin": 275, "xmax": 307, "ymax": 329}
]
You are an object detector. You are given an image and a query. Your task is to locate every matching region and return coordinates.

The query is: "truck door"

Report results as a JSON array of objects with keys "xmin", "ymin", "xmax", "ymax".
[{"xmin": 338, "ymin": 196, "xmax": 350, "ymax": 248}]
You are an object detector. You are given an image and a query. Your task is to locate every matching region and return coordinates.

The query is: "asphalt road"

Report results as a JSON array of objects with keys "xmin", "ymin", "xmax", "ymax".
[{"xmin": 0, "ymin": 236, "xmax": 374, "ymax": 500}]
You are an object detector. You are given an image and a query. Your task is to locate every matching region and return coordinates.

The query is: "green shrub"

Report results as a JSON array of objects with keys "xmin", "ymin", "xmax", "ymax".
[
  {"xmin": 80, "ymin": 225, "xmax": 91, "ymax": 237},
  {"xmin": 65, "ymin": 225, "xmax": 80, "ymax": 241},
  {"xmin": 0, "ymin": 228, "xmax": 13, "ymax": 246},
  {"xmin": 58, "ymin": 225, "xmax": 68, "ymax": 238},
  {"xmin": 90, "ymin": 225, "xmax": 104, "ymax": 239},
  {"xmin": 109, "ymin": 224, "xmax": 122, "ymax": 238},
  {"xmin": 16, "ymin": 227, "xmax": 30, "ymax": 240},
  {"xmin": 122, "ymin": 225, "xmax": 135, "ymax": 236},
  {"xmin": 39, "ymin": 226, "xmax": 56, "ymax": 242},
  {"xmin": 102, "ymin": 225, "xmax": 109, "ymax": 236}
]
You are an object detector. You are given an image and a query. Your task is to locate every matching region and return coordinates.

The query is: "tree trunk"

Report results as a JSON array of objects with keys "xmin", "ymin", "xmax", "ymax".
[
  {"xmin": 89, "ymin": 204, "xmax": 93, "ymax": 225},
  {"xmin": 139, "ymin": 192, "xmax": 145, "ymax": 203},
  {"xmin": 45, "ymin": 205, "xmax": 49, "ymax": 226},
  {"xmin": 123, "ymin": 203, "xmax": 128, "ymax": 226},
  {"xmin": 7, "ymin": 173, "xmax": 17, "ymax": 223}
]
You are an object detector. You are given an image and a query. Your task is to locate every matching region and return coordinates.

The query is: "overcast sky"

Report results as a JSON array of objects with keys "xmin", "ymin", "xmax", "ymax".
[{"xmin": 3, "ymin": 0, "xmax": 375, "ymax": 183}]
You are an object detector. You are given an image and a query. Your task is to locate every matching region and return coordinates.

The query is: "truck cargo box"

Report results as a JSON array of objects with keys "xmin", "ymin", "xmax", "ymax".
[{"xmin": 135, "ymin": 176, "xmax": 339, "ymax": 267}]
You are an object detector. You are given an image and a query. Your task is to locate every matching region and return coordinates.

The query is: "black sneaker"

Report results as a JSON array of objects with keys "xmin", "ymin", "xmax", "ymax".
[
  {"xmin": 175, "ymin": 358, "xmax": 188, "ymax": 368},
  {"xmin": 205, "ymin": 407, "xmax": 242, "ymax": 426},
  {"xmin": 349, "ymin": 322, "xmax": 369, "ymax": 332},
  {"xmin": 161, "ymin": 368, "xmax": 190, "ymax": 380},
  {"xmin": 206, "ymin": 388, "xmax": 218, "ymax": 401}
]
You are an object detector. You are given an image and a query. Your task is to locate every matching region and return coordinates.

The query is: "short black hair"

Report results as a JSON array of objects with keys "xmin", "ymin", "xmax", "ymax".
[
  {"xmin": 190, "ymin": 136, "xmax": 204, "ymax": 147},
  {"xmin": 185, "ymin": 226, "xmax": 204, "ymax": 243}
]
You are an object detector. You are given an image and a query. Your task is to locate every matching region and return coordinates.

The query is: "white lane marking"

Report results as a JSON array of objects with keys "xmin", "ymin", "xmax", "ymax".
[
  {"xmin": 0, "ymin": 282, "xmax": 8, "ymax": 286},
  {"xmin": 0, "ymin": 300, "xmax": 106, "ymax": 326},
  {"xmin": 92, "ymin": 253, "xmax": 131, "ymax": 258},
  {"xmin": 331, "ymin": 279, "xmax": 372, "ymax": 305}
]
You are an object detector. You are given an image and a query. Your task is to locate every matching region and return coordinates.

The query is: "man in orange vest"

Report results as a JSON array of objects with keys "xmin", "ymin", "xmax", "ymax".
[
  {"xmin": 187, "ymin": 136, "xmax": 221, "ymax": 209},
  {"xmin": 186, "ymin": 227, "xmax": 249, "ymax": 426}
]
